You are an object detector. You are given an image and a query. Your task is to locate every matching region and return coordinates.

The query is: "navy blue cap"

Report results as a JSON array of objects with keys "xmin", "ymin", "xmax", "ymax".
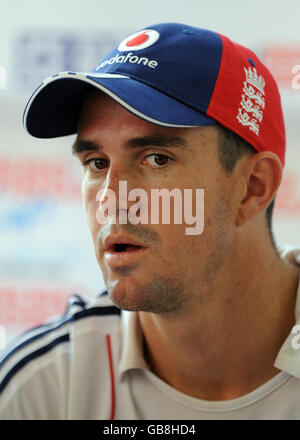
[
  {"xmin": 23, "ymin": 23, "xmax": 220, "ymax": 138},
  {"xmin": 23, "ymin": 22, "xmax": 286, "ymax": 168}
]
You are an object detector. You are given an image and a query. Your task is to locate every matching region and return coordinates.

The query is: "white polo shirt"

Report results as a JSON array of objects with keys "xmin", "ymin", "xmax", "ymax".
[{"xmin": 1, "ymin": 246, "xmax": 300, "ymax": 420}]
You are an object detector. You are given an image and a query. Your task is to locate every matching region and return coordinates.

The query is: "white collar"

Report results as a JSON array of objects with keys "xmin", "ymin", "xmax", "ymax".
[
  {"xmin": 118, "ymin": 310, "xmax": 149, "ymax": 379},
  {"xmin": 274, "ymin": 246, "xmax": 300, "ymax": 377}
]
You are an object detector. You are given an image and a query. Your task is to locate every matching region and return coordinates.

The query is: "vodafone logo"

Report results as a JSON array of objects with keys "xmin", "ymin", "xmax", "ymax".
[
  {"xmin": 118, "ymin": 29, "xmax": 160, "ymax": 52},
  {"xmin": 96, "ymin": 29, "xmax": 160, "ymax": 71}
]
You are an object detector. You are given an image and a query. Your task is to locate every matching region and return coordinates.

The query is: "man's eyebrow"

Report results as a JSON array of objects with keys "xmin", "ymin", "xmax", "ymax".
[
  {"xmin": 72, "ymin": 134, "xmax": 191, "ymax": 156},
  {"xmin": 72, "ymin": 139, "xmax": 101, "ymax": 156},
  {"xmin": 127, "ymin": 134, "xmax": 192, "ymax": 151}
]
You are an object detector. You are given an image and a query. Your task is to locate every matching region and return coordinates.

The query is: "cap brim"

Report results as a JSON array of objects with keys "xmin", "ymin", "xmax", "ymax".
[{"xmin": 23, "ymin": 72, "xmax": 216, "ymax": 138}]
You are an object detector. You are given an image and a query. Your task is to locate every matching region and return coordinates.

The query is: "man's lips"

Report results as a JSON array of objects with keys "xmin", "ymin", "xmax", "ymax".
[
  {"xmin": 104, "ymin": 235, "xmax": 147, "ymax": 252},
  {"xmin": 103, "ymin": 234, "xmax": 149, "ymax": 267}
]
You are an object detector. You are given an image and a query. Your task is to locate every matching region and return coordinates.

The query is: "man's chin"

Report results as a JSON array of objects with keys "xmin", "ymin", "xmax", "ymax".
[
  {"xmin": 105, "ymin": 277, "xmax": 186, "ymax": 314},
  {"xmin": 106, "ymin": 286, "xmax": 153, "ymax": 312}
]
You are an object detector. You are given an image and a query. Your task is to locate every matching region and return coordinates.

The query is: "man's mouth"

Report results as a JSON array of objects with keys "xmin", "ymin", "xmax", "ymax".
[
  {"xmin": 103, "ymin": 235, "xmax": 148, "ymax": 266},
  {"xmin": 112, "ymin": 243, "xmax": 144, "ymax": 253}
]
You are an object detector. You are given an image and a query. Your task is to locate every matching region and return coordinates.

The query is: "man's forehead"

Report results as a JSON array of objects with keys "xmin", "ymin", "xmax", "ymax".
[{"xmin": 78, "ymin": 88, "xmax": 159, "ymax": 134}]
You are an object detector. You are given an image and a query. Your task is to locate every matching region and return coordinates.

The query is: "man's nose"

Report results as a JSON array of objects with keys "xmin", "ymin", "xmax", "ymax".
[
  {"xmin": 104, "ymin": 161, "xmax": 131, "ymax": 197},
  {"xmin": 96, "ymin": 163, "xmax": 132, "ymax": 221}
]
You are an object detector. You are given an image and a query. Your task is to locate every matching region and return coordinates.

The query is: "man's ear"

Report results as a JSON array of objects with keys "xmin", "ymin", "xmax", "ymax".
[{"xmin": 236, "ymin": 152, "xmax": 282, "ymax": 227}]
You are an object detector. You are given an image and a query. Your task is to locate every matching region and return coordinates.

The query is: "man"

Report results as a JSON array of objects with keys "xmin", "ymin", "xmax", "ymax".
[{"xmin": 0, "ymin": 22, "xmax": 300, "ymax": 419}]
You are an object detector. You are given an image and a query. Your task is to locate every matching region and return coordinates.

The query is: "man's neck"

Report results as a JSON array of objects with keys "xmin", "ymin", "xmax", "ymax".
[{"xmin": 138, "ymin": 248, "xmax": 300, "ymax": 401}]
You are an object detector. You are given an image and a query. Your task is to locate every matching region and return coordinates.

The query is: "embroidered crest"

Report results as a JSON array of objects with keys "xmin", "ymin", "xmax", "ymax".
[{"xmin": 236, "ymin": 66, "xmax": 266, "ymax": 136}]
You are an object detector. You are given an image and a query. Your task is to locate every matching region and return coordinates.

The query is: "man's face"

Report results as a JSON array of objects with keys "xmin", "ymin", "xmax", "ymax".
[{"xmin": 74, "ymin": 90, "xmax": 235, "ymax": 314}]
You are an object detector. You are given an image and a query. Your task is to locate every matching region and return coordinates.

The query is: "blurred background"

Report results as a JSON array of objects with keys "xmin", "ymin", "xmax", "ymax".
[{"xmin": 0, "ymin": 0, "xmax": 299, "ymax": 346}]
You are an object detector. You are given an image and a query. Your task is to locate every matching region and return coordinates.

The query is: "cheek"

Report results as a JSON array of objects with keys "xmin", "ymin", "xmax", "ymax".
[
  {"xmin": 158, "ymin": 223, "xmax": 196, "ymax": 261},
  {"xmin": 82, "ymin": 179, "xmax": 100, "ymax": 235}
]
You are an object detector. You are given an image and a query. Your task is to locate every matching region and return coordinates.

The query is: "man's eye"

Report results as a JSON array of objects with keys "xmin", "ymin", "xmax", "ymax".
[
  {"xmin": 144, "ymin": 154, "xmax": 170, "ymax": 167},
  {"xmin": 84, "ymin": 158, "xmax": 109, "ymax": 170}
]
